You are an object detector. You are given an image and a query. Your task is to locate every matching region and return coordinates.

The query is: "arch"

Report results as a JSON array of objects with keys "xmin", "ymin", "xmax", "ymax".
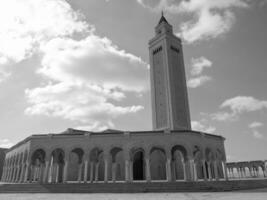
[
  {"xmin": 89, "ymin": 147, "xmax": 104, "ymax": 182},
  {"xmin": 150, "ymin": 147, "xmax": 166, "ymax": 180},
  {"xmin": 30, "ymin": 149, "xmax": 46, "ymax": 182},
  {"xmin": 171, "ymin": 145, "xmax": 188, "ymax": 181},
  {"xmin": 131, "ymin": 148, "xmax": 145, "ymax": 181},
  {"xmin": 50, "ymin": 148, "xmax": 65, "ymax": 183},
  {"xmin": 193, "ymin": 146, "xmax": 204, "ymax": 180},
  {"xmin": 110, "ymin": 147, "xmax": 124, "ymax": 181},
  {"xmin": 205, "ymin": 148, "xmax": 215, "ymax": 179},
  {"xmin": 68, "ymin": 148, "xmax": 84, "ymax": 182}
]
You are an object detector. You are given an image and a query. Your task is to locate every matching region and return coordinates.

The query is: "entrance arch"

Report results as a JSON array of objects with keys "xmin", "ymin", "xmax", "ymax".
[
  {"xmin": 132, "ymin": 149, "xmax": 145, "ymax": 180},
  {"xmin": 150, "ymin": 147, "xmax": 166, "ymax": 180}
]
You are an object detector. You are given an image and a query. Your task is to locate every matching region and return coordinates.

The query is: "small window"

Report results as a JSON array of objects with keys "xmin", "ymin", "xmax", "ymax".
[{"xmin": 171, "ymin": 46, "xmax": 179, "ymax": 53}]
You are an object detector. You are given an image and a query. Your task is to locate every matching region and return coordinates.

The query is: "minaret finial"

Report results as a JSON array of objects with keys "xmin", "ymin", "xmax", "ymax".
[{"xmin": 161, "ymin": 10, "xmax": 164, "ymax": 17}]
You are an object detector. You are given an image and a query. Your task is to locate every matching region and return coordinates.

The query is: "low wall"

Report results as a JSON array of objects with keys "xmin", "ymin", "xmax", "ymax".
[{"xmin": 0, "ymin": 179, "xmax": 267, "ymax": 193}]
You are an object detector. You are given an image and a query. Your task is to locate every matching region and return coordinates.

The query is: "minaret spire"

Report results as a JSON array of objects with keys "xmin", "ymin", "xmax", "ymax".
[{"xmin": 158, "ymin": 10, "xmax": 169, "ymax": 25}]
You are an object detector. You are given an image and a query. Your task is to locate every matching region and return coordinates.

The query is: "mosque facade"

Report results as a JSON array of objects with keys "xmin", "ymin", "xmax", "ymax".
[{"xmin": 1, "ymin": 15, "xmax": 228, "ymax": 185}]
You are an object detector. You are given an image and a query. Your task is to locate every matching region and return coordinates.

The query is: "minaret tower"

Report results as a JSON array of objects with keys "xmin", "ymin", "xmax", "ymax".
[{"xmin": 149, "ymin": 13, "xmax": 191, "ymax": 130}]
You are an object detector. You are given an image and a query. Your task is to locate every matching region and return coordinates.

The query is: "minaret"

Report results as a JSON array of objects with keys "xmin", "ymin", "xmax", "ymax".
[{"xmin": 149, "ymin": 13, "xmax": 191, "ymax": 130}]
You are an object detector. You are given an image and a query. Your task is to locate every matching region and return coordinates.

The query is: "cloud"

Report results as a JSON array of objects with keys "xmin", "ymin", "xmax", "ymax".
[
  {"xmin": 251, "ymin": 130, "xmax": 263, "ymax": 139},
  {"xmin": 23, "ymin": 1, "xmax": 149, "ymax": 131},
  {"xmin": 38, "ymin": 36, "xmax": 149, "ymax": 93},
  {"xmin": 248, "ymin": 121, "xmax": 264, "ymax": 139},
  {"xmin": 191, "ymin": 120, "xmax": 216, "ymax": 133},
  {"xmin": 249, "ymin": 121, "xmax": 263, "ymax": 129},
  {"xmin": 212, "ymin": 96, "xmax": 267, "ymax": 121},
  {"xmin": 0, "ymin": 0, "xmax": 88, "ymax": 65},
  {"xmin": 0, "ymin": 68, "xmax": 11, "ymax": 83},
  {"xmin": 0, "ymin": 139, "xmax": 14, "ymax": 148},
  {"xmin": 187, "ymin": 75, "xmax": 212, "ymax": 88},
  {"xmin": 137, "ymin": 0, "xmax": 249, "ymax": 43},
  {"xmin": 190, "ymin": 57, "xmax": 212, "ymax": 76}
]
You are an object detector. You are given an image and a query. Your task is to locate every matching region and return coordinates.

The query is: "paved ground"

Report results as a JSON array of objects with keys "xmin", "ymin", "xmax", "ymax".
[{"xmin": 0, "ymin": 193, "xmax": 267, "ymax": 200}]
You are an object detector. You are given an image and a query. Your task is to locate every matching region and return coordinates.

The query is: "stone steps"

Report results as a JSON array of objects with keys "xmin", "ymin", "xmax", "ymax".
[{"xmin": 1, "ymin": 179, "xmax": 267, "ymax": 193}]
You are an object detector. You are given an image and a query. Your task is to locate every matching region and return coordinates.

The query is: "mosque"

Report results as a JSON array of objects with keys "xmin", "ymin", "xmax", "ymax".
[{"xmin": 1, "ymin": 15, "xmax": 262, "ymax": 187}]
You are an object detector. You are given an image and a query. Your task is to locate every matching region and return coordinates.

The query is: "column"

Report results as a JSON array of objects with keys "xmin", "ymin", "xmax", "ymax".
[
  {"xmin": 129, "ymin": 160, "xmax": 133, "ymax": 181},
  {"xmin": 207, "ymin": 163, "xmax": 212, "ymax": 181},
  {"xmin": 145, "ymin": 157, "xmax": 151, "ymax": 182},
  {"xmin": 55, "ymin": 164, "xmax": 59, "ymax": 183},
  {"xmin": 84, "ymin": 159, "xmax": 89, "ymax": 183},
  {"xmin": 222, "ymin": 161, "xmax": 228, "ymax": 181},
  {"xmin": 24, "ymin": 163, "xmax": 30, "ymax": 183},
  {"xmin": 213, "ymin": 161, "xmax": 219, "ymax": 181},
  {"xmin": 104, "ymin": 157, "xmax": 109, "ymax": 183},
  {"xmin": 77, "ymin": 163, "xmax": 83, "ymax": 183},
  {"xmin": 19, "ymin": 164, "xmax": 25, "ymax": 183},
  {"xmin": 166, "ymin": 158, "xmax": 172, "ymax": 182},
  {"xmin": 125, "ymin": 159, "xmax": 130, "ymax": 182},
  {"xmin": 95, "ymin": 162, "xmax": 99, "ymax": 182},
  {"xmin": 193, "ymin": 162, "xmax": 198, "ymax": 181},
  {"xmin": 63, "ymin": 160, "xmax": 69, "ymax": 183},
  {"xmin": 90, "ymin": 162, "xmax": 94, "ymax": 183},
  {"xmin": 43, "ymin": 160, "xmax": 50, "ymax": 183},
  {"xmin": 189, "ymin": 159, "xmax": 195, "ymax": 181},
  {"xmin": 202, "ymin": 160, "xmax": 207, "ymax": 181},
  {"xmin": 182, "ymin": 161, "xmax": 187, "ymax": 181},
  {"xmin": 112, "ymin": 163, "xmax": 116, "ymax": 182}
]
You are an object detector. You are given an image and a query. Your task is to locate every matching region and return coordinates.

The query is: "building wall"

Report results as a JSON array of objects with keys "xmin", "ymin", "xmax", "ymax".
[{"xmin": 1, "ymin": 130, "xmax": 226, "ymax": 183}]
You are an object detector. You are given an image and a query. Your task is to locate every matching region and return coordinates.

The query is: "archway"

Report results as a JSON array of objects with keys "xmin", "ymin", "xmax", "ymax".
[
  {"xmin": 132, "ymin": 149, "xmax": 145, "ymax": 180},
  {"xmin": 150, "ymin": 147, "xmax": 166, "ymax": 180},
  {"xmin": 110, "ymin": 147, "xmax": 124, "ymax": 181},
  {"xmin": 50, "ymin": 148, "xmax": 65, "ymax": 183},
  {"xmin": 68, "ymin": 148, "xmax": 84, "ymax": 182},
  {"xmin": 171, "ymin": 145, "xmax": 187, "ymax": 181},
  {"xmin": 193, "ymin": 148, "xmax": 204, "ymax": 180},
  {"xmin": 205, "ymin": 148, "xmax": 215, "ymax": 180},
  {"xmin": 31, "ymin": 149, "xmax": 46, "ymax": 182},
  {"xmin": 90, "ymin": 148, "xmax": 104, "ymax": 182}
]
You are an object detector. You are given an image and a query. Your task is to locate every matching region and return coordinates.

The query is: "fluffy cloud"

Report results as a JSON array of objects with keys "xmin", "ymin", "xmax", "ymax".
[
  {"xmin": 187, "ymin": 57, "xmax": 212, "ymax": 88},
  {"xmin": 137, "ymin": 0, "xmax": 249, "ymax": 43},
  {"xmin": 249, "ymin": 121, "xmax": 263, "ymax": 129},
  {"xmin": 38, "ymin": 36, "xmax": 149, "ymax": 93},
  {"xmin": 248, "ymin": 122, "xmax": 264, "ymax": 139},
  {"xmin": 0, "ymin": 0, "xmax": 88, "ymax": 65},
  {"xmin": 212, "ymin": 96, "xmax": 267, "ymax": 121},
  {"xmin": 191, "ymin": 120, "xmax": 216, "ymax": 133},
  {"xmin": 23, "ymin": 0, "xmax": 149, "ymax": 131},
  {"xmin": 187, "ymin": 75, "xmax": 212, "ymax": 88},
  {"xmin": 190, "ymin": 57, "xmax": 212, "ymax": 76},
  {"xmin": 0, "ymin": 139, "xmax": 14, "ymax": 148}
]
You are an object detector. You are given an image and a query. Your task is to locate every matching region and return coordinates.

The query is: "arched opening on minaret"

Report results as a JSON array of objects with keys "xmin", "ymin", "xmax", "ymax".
[{"xmin": 133, "ymin": 150, "xmax": 145, "ymax": 180}]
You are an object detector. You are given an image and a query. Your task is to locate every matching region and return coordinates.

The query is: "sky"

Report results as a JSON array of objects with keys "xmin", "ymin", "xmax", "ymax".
[{"xmin": 0, "ymin": 0, "xmax": 267, "ymax": 162}]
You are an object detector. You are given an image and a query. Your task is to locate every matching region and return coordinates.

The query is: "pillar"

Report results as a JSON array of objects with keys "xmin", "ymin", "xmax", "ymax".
[
  {"xmin": 78, "ymin": 163, "xmax": 83, "ymax": 183},
  {"xmin": 222, "ymin": 161, "xmax": 228, "ymax": 181},
  {"xmin": 90, "ymin": 162, "xmax": 94, "ymax": 183},
  {"xmin": 112, "ymin": 163, "xmax": 116, "ymax": 182},
  {"xmin": 63, "ymin": 160, "xmax": 69, "ymax": 183},
  {"xmin": 193, "ymin": 162, "xmax": 198, "ymax": 181},
  {"xmin": 166, "ymin": 158, "xmax": 172, "ymax": 182},
  {"xmin": 43, "ymin": 160, "xmax": 50, "ymax": 183},
  {"xmin": 84, "ymin": 159, "xmax": 89, "ymax": 183},
  {"xmin": 55, "ymin": 164, "xmax": 59, "ymax": 183},
  {"xmin": 125, "ymin": 159, "xmax": 130, "ymax": 182},
  {"xmin": 182, "ymin": 161, "xmax": 187, "ymax": 181},
  {"xmin": 202, "ymin": 160, "xmax": 207, "ymax": 181},
  {"xmin": 188, "ymin": 159, "xmax": 195, "ymax": 181},
  {"xmin": 213, "ymin": 161, "xmax": 219, "ymax": 181},
  {"xmin": 95, "ymin": 162, "xmax": 99, "ymax": 182},
  {"xmin": 145, "ymin": 157, "xmax": 151, "ymax": 182},
  {"xmin": 207, "ymin": 162, "xmax": 212, "ymax": 181},
  {"xmin": 104, "ymin": 157, "xmax": 109, "ymax": 183}
]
